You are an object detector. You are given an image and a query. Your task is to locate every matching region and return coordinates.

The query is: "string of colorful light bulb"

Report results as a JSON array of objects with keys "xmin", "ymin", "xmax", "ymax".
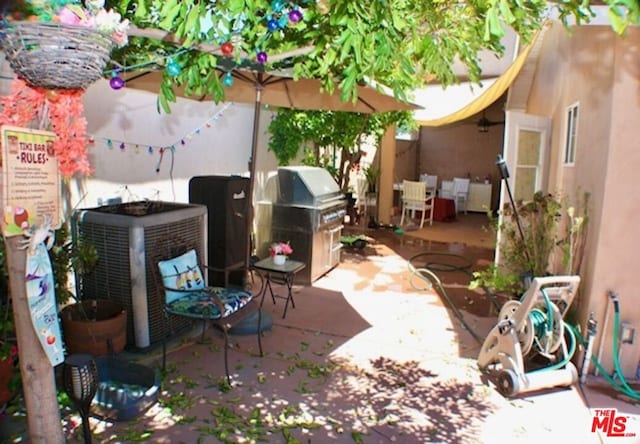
[{"xmin": 108, "ymin": 0, "xmax": 308, "ymax": 91}]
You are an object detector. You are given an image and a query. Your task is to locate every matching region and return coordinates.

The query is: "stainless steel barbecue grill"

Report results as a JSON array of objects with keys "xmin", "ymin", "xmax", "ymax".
[{"xmin": 271, "ymin": 166, "xmax": 346, "ymax": 284}]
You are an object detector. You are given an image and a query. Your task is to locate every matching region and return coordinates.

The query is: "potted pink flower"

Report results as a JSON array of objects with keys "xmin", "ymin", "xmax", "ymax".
[{"xmin": 269, "ymin": 242, "xmax": 293, "ymax": 265}]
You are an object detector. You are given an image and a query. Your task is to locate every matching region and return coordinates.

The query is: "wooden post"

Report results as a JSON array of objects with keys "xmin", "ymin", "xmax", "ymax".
[
  {"xmin": 5, "ymin": 236, "xmax": 64, "ymax": 443},
  {"xmin": 378, "ymin": 125, "xmax": 397, "ymax": 224}
]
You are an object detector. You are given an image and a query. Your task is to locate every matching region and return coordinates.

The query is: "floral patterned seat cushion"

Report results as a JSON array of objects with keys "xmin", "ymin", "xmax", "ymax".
[{"xmin": 166, "ymin": 287, "xmax": 253, "ymax": 319}]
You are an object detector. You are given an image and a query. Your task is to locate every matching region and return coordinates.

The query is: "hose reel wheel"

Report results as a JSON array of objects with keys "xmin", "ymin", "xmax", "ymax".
[
  {"xmin": 531, "ymin": 301, "xmax": 565, "ymax": 355},
  {"xmin": 496, "ymin": 368, "xmax": 520, "ymax": 397},
  {"xmin": 498, "ymin": 300, "xmax": 534, "ymax": 356}
]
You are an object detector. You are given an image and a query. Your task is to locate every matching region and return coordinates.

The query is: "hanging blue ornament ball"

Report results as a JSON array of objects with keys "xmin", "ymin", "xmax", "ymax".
[
  {"xmin": 167, "ymin": 60, "xmax": 182, "ymax": 77},
  {"xmin": 271, "ymin": 0, "xmax": 285, "ymax": 13},
  {"xmin": 223, "ymin": 72, "xmax": 234, "ymax": 87},
  {"xmin": 267, "ymin": 18, "xmax": 280, "ymax": 32},
  {"xmin": 278, "ymin": 15, "xmax": 288, "ymax": 28},
  {"xmin": 256, "ymin": 51, "xmax": 268, "ymax": 64},
  {"xmin": 109, "ymin": 75, "xmax": 125, "ymax": 90},
  {"xmin": 289, "ymin": 9, "xmax": 303, "ymax": 23}
]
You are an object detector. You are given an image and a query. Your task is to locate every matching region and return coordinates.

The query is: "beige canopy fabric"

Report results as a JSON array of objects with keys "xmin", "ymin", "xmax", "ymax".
[
  {"xmin": 124, "ymin": 69, "xmax": 421, "ymax": 113},
  {"xmin": 124, "ymin": 67, "xmax": 419, "ymax": 271},
  {"xmin": 416, "ymin": 34, "xmax": 537, "ymax": 127}
]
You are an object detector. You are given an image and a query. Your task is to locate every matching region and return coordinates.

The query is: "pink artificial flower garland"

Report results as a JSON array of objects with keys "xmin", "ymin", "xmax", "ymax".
[{"xmin": 0, "ymin": 79, "xmax": 93, "ymax": 177}]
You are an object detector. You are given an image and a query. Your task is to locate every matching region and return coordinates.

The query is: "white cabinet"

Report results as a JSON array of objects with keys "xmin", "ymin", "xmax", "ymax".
[
  {"xmin": 467, "ymin": 183, "xmax": 492, "ymax": 212},
  {"xmin": 439, "ymin": 181, "xmax": 492, "ymax": 212}
]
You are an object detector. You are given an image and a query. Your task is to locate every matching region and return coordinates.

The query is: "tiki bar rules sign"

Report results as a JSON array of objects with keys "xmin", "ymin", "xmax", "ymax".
[{"xmin": 0, "ymin": 125, "xmax": 61, "ymax": 236}]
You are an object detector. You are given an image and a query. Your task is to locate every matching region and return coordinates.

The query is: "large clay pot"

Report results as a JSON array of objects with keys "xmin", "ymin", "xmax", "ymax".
[{"xmin": 60, "ymin": 300, "xmax": 127, "ymax": 356}]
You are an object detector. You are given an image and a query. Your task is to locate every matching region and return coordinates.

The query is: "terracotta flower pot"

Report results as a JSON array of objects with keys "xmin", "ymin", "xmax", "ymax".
[{"xmin": 60, "ymin": 300, "xmax": 127, "ymax": 356}]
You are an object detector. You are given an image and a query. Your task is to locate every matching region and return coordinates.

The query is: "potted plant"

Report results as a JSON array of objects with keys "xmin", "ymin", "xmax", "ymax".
[
  {"xmin": 48, "ymin": 224, "xmax": 98, "ymax": 307},
  {"xmin": 363, "ymin": 165, "xmax": 380, "ymax": 193},
  {"xmin": 52, "ymin": 224, "xmax": 128, "ymax": 356},
  {"xmin": 469, "ymin": 191, "xmax": 589, "ymax": 299},
  {"xmin": 269, "ymin": 241, "xmax": 293, "ymax": 265},
  {"xmin": 20, "ymin": 222, "xmax": 126, "ymax": 356}
]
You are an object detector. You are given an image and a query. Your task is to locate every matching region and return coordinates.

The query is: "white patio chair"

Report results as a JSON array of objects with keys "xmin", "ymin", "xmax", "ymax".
[
  {"xmin": 452, "ymin": 177, "xmax": 471, "ymax": 214},
  {"xmin": 399, "ymin": 180, "xmax": 434, "ymax": 228}
]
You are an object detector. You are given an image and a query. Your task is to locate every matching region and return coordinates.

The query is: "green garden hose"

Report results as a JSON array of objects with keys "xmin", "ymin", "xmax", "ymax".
[
  {"xmin": 569, "ymin": 291, "xmax": 640, "ymax": 400},
  {"xmin": 530, "ymin": 320, "xmax": 577, "ymax": 373},
  {"xmin": 526, "ymin": 287, "xmax": 577, "ymax": 373},
  {"xmin": 407, "ymin": 255, "xmax": 484, "ymax": 344},
  {"xmin": 594, "ymin": 292, "xmax": 640, "ymax": 400},
  {"xmin": 408, "ymin": 252, "xmax": 501, "ymax": 312}
]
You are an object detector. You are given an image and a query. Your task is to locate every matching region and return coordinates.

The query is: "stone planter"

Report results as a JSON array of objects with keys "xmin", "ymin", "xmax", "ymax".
[{"xmin": 60, "ymin": 300, "xmax": 127, "ymax": 356}]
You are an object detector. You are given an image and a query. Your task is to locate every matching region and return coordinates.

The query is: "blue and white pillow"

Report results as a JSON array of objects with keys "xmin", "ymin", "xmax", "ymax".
[{"xmin": 157, "ymin": 249, "xmax": 205, "ymax": 304}]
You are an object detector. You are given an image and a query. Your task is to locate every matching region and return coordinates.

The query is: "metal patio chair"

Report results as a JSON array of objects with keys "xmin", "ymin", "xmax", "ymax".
[{"xmin": 153, "ymin": 236, "xmax": 263, "ymax": 384}]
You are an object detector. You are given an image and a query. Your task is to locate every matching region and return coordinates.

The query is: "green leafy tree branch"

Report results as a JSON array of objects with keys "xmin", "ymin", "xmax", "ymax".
[
  {"xmin": 267, "ymin": 109, "xmax": 414, "ymax": 192},
  {"xmin": 103, "ymin": 0, "xmax": 639, "ymax": 113}
]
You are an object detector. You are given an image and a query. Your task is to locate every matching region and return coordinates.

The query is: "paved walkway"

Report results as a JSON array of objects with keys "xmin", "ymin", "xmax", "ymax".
[{"xmin": 20, "ymin": 230, "xmax": 640, "ymax": 442}]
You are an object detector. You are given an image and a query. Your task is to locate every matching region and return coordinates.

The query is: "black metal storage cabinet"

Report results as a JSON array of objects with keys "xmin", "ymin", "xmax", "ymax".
[{"xmin": 188, "ymin": 175, "xmax": 250, "ymax": 287}]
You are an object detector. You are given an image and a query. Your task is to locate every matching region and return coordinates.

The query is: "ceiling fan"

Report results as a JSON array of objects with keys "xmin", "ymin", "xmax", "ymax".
[{"xmin": 476, "ymin": 110, "xmax": 505, "ymax": 132}]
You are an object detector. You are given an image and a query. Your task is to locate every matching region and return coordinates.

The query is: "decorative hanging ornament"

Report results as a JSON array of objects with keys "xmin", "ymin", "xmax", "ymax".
[
  {"xmin": 271, "ymin": 0, "xmax": 285, "ymax": 12},
  {"xmin": 256, "ymin": 51, "xmax": 268, "ymax": 64},
  {"xmin": 166, "ymin": 59, "xmax": 182, "ymax": 77},
  {"xmin": 223, "ymin": 72, "xmax": 234, "ymax": 87},
  {"xmin": 289, "ymin": 9, "xmax": 303, "ymax": 23},
  {"xmin": 221, "ymin": 41, "xmax": 234, "ymax": 56},
  {"xmin": 109, "ymin": 72, "xmax": 125, "ymax": 90},
  {"xmin": 267, "ymin": 18, "xmax": 280, "ymax": 32}
]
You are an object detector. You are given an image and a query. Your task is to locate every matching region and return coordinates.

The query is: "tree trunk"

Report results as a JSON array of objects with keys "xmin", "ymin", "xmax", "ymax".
[{"xmin": 5, "ymin": 236, "xmax": 64, "ymax": 443}]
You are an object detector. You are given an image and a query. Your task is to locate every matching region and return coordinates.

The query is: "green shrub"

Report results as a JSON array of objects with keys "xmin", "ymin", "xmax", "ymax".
[{"xmin": 470, "ymin": 191, "xmax": 589, "ymax": 297}]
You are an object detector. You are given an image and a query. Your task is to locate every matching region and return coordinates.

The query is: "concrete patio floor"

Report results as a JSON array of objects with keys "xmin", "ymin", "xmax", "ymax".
[{"xmin": 57, "ymin": 217, "xmax": 640, "ymax": 443}]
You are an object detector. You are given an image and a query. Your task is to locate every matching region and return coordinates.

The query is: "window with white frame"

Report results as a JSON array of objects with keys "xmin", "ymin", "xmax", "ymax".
[{"xmin": 564, "ymin": 103, "xmax": 579, "ymax": 165}]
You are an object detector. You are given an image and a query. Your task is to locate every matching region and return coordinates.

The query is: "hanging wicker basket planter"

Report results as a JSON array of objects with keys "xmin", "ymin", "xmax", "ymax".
[{"xmin": 0, "ymin": 22, "xmax": 114, "ymax": 90}]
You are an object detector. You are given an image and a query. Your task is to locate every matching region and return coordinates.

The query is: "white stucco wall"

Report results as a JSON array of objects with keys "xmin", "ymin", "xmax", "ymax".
[
  {"xmin": 79, "ymin": 79, "xmax": 278, "ymax": 209},
  {"xmin": 0, "ymin": 57, "xmax": 279, "ymax": 217},
  {"xmin": 525, "ymin": 23, "xmax": 640, "ymax": 378}
]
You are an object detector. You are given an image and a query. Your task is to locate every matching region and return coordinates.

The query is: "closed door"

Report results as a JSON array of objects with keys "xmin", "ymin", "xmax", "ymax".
[{"xmin": 503, "ymin": 111, "xmax": 551, "ymax": 203}]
